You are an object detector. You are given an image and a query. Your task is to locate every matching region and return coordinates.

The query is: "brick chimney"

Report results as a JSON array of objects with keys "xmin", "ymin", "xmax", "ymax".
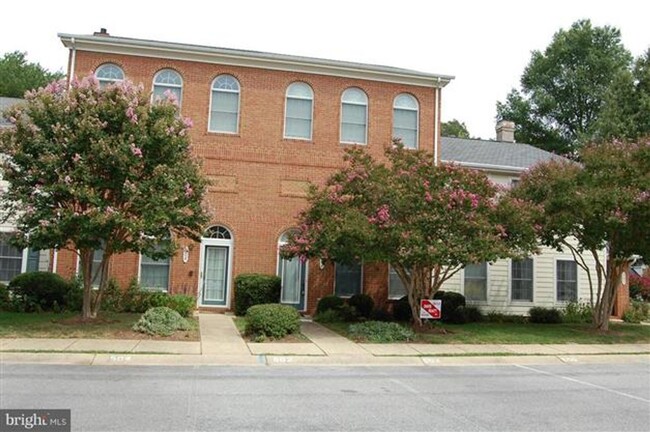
[
  {"xmin": 93, "ymin": 28, "xmax": 110, "ymax": 37},
  {"xmin": 496, "ymin": 120, "xmax": 515, "ymax": 143}
]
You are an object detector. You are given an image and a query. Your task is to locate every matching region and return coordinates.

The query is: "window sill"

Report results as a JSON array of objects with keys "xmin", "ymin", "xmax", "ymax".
[
  {"xmin": 340, "ymin": 141, "xmax": 367, "ymax": 146},
  {"xmin": 283, "ymin": 137, "xmax": 313, "ymax": 143},
  {"xmin": 206, "ymin": 131, "xmax": 240, "ymax": 137}
]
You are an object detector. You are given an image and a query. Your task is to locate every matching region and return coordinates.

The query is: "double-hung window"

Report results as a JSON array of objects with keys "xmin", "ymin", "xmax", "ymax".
[
  {"xmin": 284, "ymin": 82, "xmax": 314, "ymax": 140},
  {"xmin": 341, "ymin": 88, "xmax": 368, "ymax": 144},
  {"xmin": 209, "ymin": 75, "xmax": 240, "ymax": 133}
]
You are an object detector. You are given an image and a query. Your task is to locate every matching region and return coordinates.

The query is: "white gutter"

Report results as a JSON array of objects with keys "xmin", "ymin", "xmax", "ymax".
[
  {"xmin": 68, "ymin": 37, "xmax": 76, "ymax": 89},
  {"xmin": 59, "ymin": 33, "xmax": 454, "ymax": 89},
  {"xmin": 440, "ymin": 159, "xmax": 525, "ymax": 174}
]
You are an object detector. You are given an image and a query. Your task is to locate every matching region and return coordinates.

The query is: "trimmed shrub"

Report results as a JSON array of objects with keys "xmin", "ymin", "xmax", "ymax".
[
  {"xmin": 433, "ymin": 291, "xmax": 466, "ymax": 323},
  {"xmin": 485, "ymin": 311, "xmax": 527, "ymax": 324},
  {"xmin": 165, "ymin": 294, "xmax": 195, "ymax": 317},
  {"xmin": 561, "ymin": 302, "xmax": 593, "ymax": 323},
  {"xmin": 392, "ymin": 296, "xmax": 412, "ymax": 322},
  {"xmin": 0, "ymin": 283, "xmax": 10, "ymax": 311},
  {"xmin": 622, "ymin": 300, "xmax": 650, "ymax": 323},
  {"xmin": 8, "ymin": 272, "xmax": 70, "ymax": 312},
  {"xmin": 246, "ymin": 303, "xmax": 300, "ymax": 339},
  {"xmin": 132, "ymin": 306, "xmax": 190, "ymax": 336},
  {"xmin": 369, "ymin": 308, "xmax": 393, "ymax": 322},
  {"xmin": 314, "ymin": 308, "xmax": 344, "ymax": 323},
  {"xmin": 462, "ymin": 306, "xmax": 484, "ymax": 323},
  {"xmin": 316, "ymin": 295, "xmax": 345, "ymax": 314},
  {"xmin": 347, "ymin": 293, "xmax": 374, "ymax": 319},
  {"xmin": 234, "ymin": 274, "xmax": 281, "ymax": 316},
  {"xmin": 64, "ymin": 277, "xmax": 84, "ymax": 312},
  {"xmin": 528, "ymin": 307, "xmax": 562, "ymax": 324},
  {"xmin": 348, "ymin": 321, "xmax": 415, "ymax": 343}
]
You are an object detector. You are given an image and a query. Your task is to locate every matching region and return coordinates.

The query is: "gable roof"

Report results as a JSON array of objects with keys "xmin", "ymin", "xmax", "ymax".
[
  {"xmin": 0, "ymin": 97, "xmax": 24, "ymax": 127},
  {"xmin": 441, "ymin": 136, "xmax": 565, "ymax": 173},
  {"xmin": 59, "ymin": 33, "xmax": 454, "ymax": 88}
]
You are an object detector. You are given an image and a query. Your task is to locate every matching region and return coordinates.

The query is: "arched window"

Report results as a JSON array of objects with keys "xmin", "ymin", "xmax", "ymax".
[
  {"xmin": 284, "ymin": 82, "xmax": 313, "ymax": 140},
  {"xmin": 341, "ymin": 88, "xmax": 368, "ymax": 144},
  {"xmin": 153, "ymin": 69, "xmax": 183, "ymax": 105},
  {"xmin": 393, "ymin": 93, "xmax": 419, "ymax": 149},
  {"xmin": 209, "ymin": 75, "xmax": 240, "ymax": 133},
  {"xmin": 95, "ymin": 63, "xmax": 124, "ymax": 88},
  {"xmin": 204, "ymin": 225, "xmax": 232, "ymax": 240}
]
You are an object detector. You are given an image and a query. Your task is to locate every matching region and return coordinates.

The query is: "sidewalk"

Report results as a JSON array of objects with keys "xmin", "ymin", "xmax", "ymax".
[{"xmin": 1, "ymin": 314, "xmax": 649, "ymax": 367}]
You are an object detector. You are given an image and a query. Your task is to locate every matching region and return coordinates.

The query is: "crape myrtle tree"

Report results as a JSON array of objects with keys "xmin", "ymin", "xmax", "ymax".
[
  {"xmin": 0, "ymin": 76, "xmax": 210, "ymax": 319},
  {"xmin": 511, "ymin": 139, "xmax": 650, "ymax": 331},
  {"xmin": 282, "ymin": 143, "xmax": 540, "ymax": 326}
]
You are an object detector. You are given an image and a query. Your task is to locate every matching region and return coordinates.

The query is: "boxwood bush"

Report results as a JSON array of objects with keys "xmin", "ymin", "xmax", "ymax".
[
  {"xmin": 234, "ymin": 274, "xmax": 281, "ymax": 316},
  {"xmin": 0, "ymin": 283, "xmax": 10, "ymax": 311},
  {"xmin": 528, "ymin": 307, "xmax": 562, "ymax": 324},
  {"xmin": 101, "ymin": 278, "xmax": 195, "ymax": 316},
  {"xmin": 246, "ymin": 303, "xmax": 300, "ymax": 339},
  {"xmin": 8, "ymin": 272, "xmax": 71, "ymax": 312},
  {"xmin": 392, "ymin": 296, "xmax": 412, "ymax": 322},
  {"xmin": 347, "ymin": 293, "xmax": 374, "ymax": 319},
  {"xmin": 132, "ymin": 306, "xmax": 190, "ymax": 336},
  {"xmin": 433, "ymin": 291, "xmax": 466, "ymax": 323},
  {"xmin": 348, "ymin": 321, "xmax": 415, "ymax": 342},
  {"xmin": 316, "ymin": 295, "xmax": 345, "ymax": 314}
]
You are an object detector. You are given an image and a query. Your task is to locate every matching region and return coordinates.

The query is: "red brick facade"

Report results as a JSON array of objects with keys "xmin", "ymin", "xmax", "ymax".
[{"xmin": 56, "ymin": 34, "xmax": 447, "ymax": 314}]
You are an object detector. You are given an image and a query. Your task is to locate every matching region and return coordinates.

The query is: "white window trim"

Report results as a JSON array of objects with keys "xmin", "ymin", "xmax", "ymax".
[
  {"xmin": 138, "ymin": 252, "xmax": 171, "ymax": 292},
  {"xmin": 461, "ymin": 262, "xmax": 490, "ymax": 304},
  {"xmin": 197, "ymin": 226, "xmax": 234, "ymax": 309},
  {"xmin": 276, "ymin": 232, "xmax": 309, "ymax": 312},
  {"xmin": 508, "ymin": 257, "xmax": 535, "ymax": 303},
  {"xmin": 74, "ymin": 248, "xmax": 104, "ymax": 289},
  {"xmin": 340, "ymin": 87, "xmax": 368, "ymax": 145},
  {"xmin": 207, "ymin": 75, "xmax": 241, "ymax": 134},
  {"xmin": 334, "ymin": 261, "xmax": 363, "ymax": 298},
  {"xmin": 283, "ymin": 82, "xmax": 314, "ymax": 141},
  {"xmin": 151, "ymin": 69, "xmax": 183, "ymax": 106},
  {"xmin": 392, "ymin": 93, "xmax": 419, "ymax": 150},
  {"xmin": 554, "ymin": 258, "xmax": 579, "ymax": 305},
  {"xmin": 95, "ymin": 63, "xmax": 124, "ymax": 86}
]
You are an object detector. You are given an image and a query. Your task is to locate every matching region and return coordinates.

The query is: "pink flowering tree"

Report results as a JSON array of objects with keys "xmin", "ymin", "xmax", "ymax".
[
  {"xmin": 283, "ymin": 143, "xmax": 540, "ymax": 326},
  {"xmin": 511, "ymin": 139, "xmax": 650, "ymax": 330},
  {"xmin": 0, "ymin": 76, "xmax": 209, "ymax": 320}
]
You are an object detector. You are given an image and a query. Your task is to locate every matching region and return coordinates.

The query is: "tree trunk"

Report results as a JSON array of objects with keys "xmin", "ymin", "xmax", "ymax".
[
  {"xmin": 593, "ymin": 256, "xmax": 624, "ymax": 331},
  {"xmin": 90, "ymin": 253, "xmax": 112, "ymax": 318},
  {"xmin": 79, "ymin": 249, "xmax": 94, "ymax": 320}
]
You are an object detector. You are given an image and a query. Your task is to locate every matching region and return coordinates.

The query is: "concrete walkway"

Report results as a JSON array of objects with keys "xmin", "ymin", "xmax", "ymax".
[{"xmin": 1, "ymin": 315, "xmax": 649, "ymax": 367}]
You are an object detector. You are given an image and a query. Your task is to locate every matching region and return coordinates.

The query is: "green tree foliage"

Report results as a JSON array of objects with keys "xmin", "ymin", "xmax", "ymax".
[
  {"xmin": 497, "ymin": 19, "xmax": 632, "ymax": 155},
  {"xmin": 441, "ymin": 119, "xmax": 470, "ymax": 138},
  {"xmin": 595, "ymin": 49, "xmax": 650, "ymax": 141},
  {"xmin": 283, "ymin": 143, "xmax": 540, "ymax": 325},
  {"xmin": 0, "ymin": 76, "xmax": 210, "ymax": 319},
  {"xmin": 512, "ymin": 139, "xmax": 650, "ymax": 330},
  {"xmin": 0, "ymin": 51, "xmax": 64, "ymax": 98}
]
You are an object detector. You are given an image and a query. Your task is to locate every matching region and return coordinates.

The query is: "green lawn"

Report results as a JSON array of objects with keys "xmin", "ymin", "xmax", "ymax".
[
  {"xmin": 0, "ymin": 312, "xmax": 199, "ymax": 340},
  {"xmin": 321, "ymin": 320, "xmax": 650, "ymax": 344}
]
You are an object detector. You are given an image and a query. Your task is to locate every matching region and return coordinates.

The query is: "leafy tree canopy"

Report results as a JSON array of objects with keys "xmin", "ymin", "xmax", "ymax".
[
  {"xmin": 594, "ymin": 49, "xmax": 650, "ymax": 141},
  {"xmin": 0, "ymin": 51, "xmax": 64, "ymax": 98},
  {"xmin": 497, "ymin": 19, "xmax": 632, "ymax": 155},
  {"xmin": 283, "ymin": 143, "xmax": 540, "ymax": 324},
  {"xmin": 441, "ymin": 119, "xmax": 471, "ymax": 138},
  {"xmin": 0, "ymin": 76, "xmax": 210, "ymax": 318},
  {"xmin": 512, "ymin": 139, "xmax": 650, "ymax": 330}
]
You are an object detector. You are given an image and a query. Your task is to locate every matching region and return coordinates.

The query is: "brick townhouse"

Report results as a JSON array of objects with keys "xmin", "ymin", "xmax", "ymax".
[{"xmin": 55, "ymin": 29, "xmax": 453, "ymax": 313}]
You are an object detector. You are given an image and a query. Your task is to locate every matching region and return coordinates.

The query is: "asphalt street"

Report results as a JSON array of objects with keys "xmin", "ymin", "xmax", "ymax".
[{"xmin": 1, "ymin": 363, "xmax": 648, "ymax": 431}]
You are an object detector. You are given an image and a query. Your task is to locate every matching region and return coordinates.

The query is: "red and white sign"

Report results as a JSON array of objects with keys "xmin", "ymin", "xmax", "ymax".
[{"xmin": 420, "ymin": 299, "xmax": 442, "ymax": 319}]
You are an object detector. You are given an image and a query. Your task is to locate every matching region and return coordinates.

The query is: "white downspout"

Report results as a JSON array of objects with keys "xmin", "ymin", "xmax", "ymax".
[
  {"xmin": 433, "ymin": 84, "xmax": 440, "ymax": 166},
  {"xmin": 68, "ymin": 37, "xmax": 76, "ymax": 88}
]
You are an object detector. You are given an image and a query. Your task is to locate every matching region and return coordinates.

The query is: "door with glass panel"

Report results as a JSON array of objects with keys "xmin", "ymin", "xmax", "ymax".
[
  {"xmin": 202, "ymin": 246, "xmax": 229, "ymax": 306},
  {"xmin": 279, "ymin": 257, "xmax": 306, "ymax": 310}
]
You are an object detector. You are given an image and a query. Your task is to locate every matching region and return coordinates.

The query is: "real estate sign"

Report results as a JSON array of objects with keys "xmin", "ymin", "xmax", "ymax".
[{"xmin": 420, "ymin": 299, "xmax": 442, "ymax": 319}]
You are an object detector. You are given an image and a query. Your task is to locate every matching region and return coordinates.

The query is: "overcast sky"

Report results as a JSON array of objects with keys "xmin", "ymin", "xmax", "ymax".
[{"xmin": 1, "ymin": 0, "xmax": 647, "ymax": 139}]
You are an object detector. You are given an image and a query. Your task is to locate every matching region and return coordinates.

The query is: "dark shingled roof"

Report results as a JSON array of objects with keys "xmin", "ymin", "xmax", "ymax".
[
  {"xmin": 441, "ymin": 136, "xmax": 565, "ymax": 172},
  {"xmin": 0, "ymin": 97, "xmax": 24, "ymax": 127}
]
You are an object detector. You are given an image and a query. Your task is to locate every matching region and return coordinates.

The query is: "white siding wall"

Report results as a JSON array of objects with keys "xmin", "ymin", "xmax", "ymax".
[{"xmin": 440, "ymin": 169, "xmax": 605, "ymax": 315}]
